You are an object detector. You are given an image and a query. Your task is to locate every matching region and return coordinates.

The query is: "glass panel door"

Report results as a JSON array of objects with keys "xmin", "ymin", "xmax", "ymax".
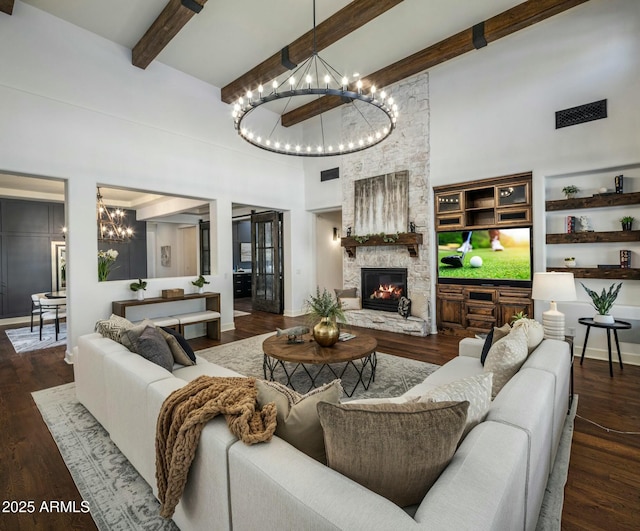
[{"xmin": 251, "ymin": 211, "xmax": 283, "ymax": 313}]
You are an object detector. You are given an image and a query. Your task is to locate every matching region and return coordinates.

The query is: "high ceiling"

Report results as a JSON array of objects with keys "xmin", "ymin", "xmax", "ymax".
[{"xmin": 19, "ymin": 0, "xmax": 525, "ymax": 90}]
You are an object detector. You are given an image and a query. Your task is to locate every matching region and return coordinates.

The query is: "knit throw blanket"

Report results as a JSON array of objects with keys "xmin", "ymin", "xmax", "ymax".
[{"xmin": 156, "ymin": 375, "xmax": 277, "ymax": 518}]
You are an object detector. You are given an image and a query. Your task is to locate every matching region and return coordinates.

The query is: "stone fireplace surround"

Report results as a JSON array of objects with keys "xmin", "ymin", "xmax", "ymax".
[{"xmin": 339, "ymin": 73, "xmax": 430, "ymax": 337}]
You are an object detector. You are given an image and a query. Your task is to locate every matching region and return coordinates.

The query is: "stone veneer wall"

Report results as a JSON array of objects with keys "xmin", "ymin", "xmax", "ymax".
[{"xmin": 341, "ymin": 73, "xmax": 431, "ymax": 326}]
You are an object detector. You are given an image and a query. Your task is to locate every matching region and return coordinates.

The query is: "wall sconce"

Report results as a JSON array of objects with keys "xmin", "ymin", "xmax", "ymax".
[
  {"xmin": 333, "ymin": 227, "xmax": 339, "ymax": 241},
  {"xmin": 62, "ymin": 226, "xmax": 68, "ymax": 239}
]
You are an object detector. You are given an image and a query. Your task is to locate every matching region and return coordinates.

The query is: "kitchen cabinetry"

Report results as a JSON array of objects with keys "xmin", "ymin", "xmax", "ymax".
[{"xmin": 233, "ymin": 272, "xmax": 252, "ymax": 298}]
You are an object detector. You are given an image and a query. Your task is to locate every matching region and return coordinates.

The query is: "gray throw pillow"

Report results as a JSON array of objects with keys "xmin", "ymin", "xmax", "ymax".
[
  {"xmin": 334, "ymin": 287, "xmax": 357, "ymax": 299},
  {"xmin": 317, "ymin": 400, "xmax": 468, "ymax": 507},
  {"xmin": 130, "ymin": 325, "xmax": 174, "ymax": 372},
  {"xmin": 119, "ymin": 319, "xmax": 156, "ymax": 351}
]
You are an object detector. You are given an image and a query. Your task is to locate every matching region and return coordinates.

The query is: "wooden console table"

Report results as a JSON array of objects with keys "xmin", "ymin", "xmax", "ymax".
[{"xmin": 112, "ymin": 292, "xmax": 221, "ymax": 339}]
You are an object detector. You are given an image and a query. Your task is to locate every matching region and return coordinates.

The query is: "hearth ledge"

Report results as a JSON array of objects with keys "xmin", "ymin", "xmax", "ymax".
[{"xmin": 343, "ymin": 309, "xmax": 428, "ymax": 337}]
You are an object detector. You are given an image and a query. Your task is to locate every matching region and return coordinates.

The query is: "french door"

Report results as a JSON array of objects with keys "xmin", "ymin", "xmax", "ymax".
[{"xmin": 251, "ymin": 211, "xmax": 283, "ymax": 313}]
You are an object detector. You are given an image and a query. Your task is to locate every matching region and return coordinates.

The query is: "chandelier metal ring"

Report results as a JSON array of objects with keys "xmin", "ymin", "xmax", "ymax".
[
  {"xmin": 230, "ymin": 0, "xmax": 399, "ymax": 158},
  {"xmin": 233, "ymin": 85, "xmax": 397, "ymax": 157}
]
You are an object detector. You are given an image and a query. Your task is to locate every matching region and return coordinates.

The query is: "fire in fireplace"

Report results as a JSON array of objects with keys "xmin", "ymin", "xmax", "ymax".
[{"xmin": 361, "ymin": 268, "xmax": 408, "ymax": 313}]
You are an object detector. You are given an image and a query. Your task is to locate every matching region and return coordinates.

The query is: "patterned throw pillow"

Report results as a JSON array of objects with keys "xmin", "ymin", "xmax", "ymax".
[
  {"xmin": 480, "ymin": 323, "xmax": 511, "ymax": 366},
  {"xmin": 94, "ymin": 314, "xmax": 135, "ymax": 342},
  {"xmin": 511, "ymin": 318, "xmax": 544, "ymax": 353},
  {"xmin": 256, "ymin": 379, "xmax": 343, "ymax": 463},
  {"xmin": 416, "ymin": 373, "xmax": 493, "ymax": 439},
  {"xmin": 484, "ymin": 327, "xmax": 529, "ymax": 398},
  {"xmin": 317, "ymin": 401, "xmax": 468, "ymax": 507},
  {"xmin": 397, "ymin": 297, "xmax": 411, "ymax": 319}
]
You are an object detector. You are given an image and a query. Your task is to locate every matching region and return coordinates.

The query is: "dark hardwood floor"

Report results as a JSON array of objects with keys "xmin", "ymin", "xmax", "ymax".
[{"xmin": 1, "ymin": 302, "xmax": 638, "ymax": 530}]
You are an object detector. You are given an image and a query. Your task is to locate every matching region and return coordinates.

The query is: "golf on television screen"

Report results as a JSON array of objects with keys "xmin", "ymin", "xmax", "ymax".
[{"xmin": 437, "ymin": 228, "xmax": 532, "ymax": 285}]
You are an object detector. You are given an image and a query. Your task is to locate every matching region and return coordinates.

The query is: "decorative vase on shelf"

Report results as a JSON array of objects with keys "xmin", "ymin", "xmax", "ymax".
[
  {"xmin": 198, "ymin": 286, "xmax": 204, "ymax": 294},
  {"xmin": 313, "ymin": 317, "xmax": 340, "ymax": 347},
  {"xmin": 136, "ymin": 290, "xmax": 145, "ymax": 301},
  {"xmin": 564, "ymin": 259, "xmax": 576, "ymax": 268}
]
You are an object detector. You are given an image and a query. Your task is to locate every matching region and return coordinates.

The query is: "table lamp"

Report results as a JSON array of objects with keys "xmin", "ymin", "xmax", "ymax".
[{"xmin": 531, "ymin": 272, "xmax": 576, "ymax": 340}]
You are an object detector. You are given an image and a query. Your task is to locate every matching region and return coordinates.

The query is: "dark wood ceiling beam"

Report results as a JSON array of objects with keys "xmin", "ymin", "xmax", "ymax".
[
  {"xmin": 0, "ymin": 0, "xmax": 14, "ymax": 16},
  {"xmin": 220, "ymin": 0, "xmax": 404, "ymax": 104},
  {"xmin": 282, "ymin": 0, "xmax": 589, "ymax": 127},
  {"xmin": 132, "ymin": 0, "xmax": 207, "ymax": 70}
]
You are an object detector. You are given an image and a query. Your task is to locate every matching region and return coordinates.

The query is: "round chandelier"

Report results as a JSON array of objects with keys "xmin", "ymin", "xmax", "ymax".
[{"xmin": 232, "ymin": 1, "xmax": 399, "ymax": 157}]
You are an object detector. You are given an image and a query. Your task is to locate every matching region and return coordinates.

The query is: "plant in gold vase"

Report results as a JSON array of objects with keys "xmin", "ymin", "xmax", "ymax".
[{"xmin": 305, "ymin": 287, "xmax": 345, "ymax": 347}]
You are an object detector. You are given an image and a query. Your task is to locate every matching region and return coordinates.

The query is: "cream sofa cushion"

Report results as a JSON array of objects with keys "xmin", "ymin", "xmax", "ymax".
[{"xmin": 484, "ymin": 327, "xmax": 529, "ymax": 398}]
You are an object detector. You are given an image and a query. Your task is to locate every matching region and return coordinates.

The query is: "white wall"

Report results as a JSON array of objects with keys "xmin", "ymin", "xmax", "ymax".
[
  {"xmin": 0, "ymin": 2, "xmax": 314, "ymax": 354},
  {"xmin": 429, "ymin": 0, "xmax": 640, "ymax": 363},
  {"xmin": 314, "ymin": 211, "xmax": 343, "ymax": 294}
]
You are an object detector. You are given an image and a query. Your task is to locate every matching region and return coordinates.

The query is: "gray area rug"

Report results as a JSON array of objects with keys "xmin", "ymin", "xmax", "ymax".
[
  {"xmin": 196, "ymin": 332, "xmax": 439, "ymax": 399},
  {"xmin": 5, "ymin": 324, "xmax": 66, "ymax": 353},
  {"xmin": 32, "ymin": 334, "xmax": 576, "ymax": 530}
]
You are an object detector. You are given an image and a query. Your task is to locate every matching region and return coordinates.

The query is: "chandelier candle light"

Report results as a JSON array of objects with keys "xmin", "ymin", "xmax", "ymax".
[
  {"xmin": 232, "ymin": 0, "xmax": 398, "ymax": 157},
  {"xmin": 97, "ymin": 187, "xmax": 133, "ymax": 242}
]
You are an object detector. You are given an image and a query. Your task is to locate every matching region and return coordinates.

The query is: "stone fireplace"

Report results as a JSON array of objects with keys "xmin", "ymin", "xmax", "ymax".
[
  {"xmin": 340, "ymin": 73, "xmax": 431, "ymax": 336},
  {"xmin": 361, "ymin": 268, "xmax": 407, "ymax": 313}
]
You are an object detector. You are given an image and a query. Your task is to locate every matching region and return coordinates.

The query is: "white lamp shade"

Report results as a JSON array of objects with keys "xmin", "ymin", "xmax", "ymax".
[{"xmin": 531, "ymin": 272, "xmax": 576, "ymax": 302}]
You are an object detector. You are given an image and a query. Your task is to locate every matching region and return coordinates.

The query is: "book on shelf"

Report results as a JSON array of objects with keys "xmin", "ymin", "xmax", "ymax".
[
  {"xmin": 620, "ymin": 249, "xmax": 631, "ymax": 269},
  {"xmin": 615, "ymin": 174, "xmax": 624, "ymax": 194},
  {"xmin": 566, "ymin": 215, "xmax": 576, "ymax": 234}
]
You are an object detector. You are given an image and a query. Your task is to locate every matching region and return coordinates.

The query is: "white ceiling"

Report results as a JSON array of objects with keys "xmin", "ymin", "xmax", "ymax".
[
  {"xmin": 6, "ymin": 0, "xmax": 525, "ymax": 205},
  {"xmin": 19, "ymin": 0, "xmax": 524, "ymax": 90}
]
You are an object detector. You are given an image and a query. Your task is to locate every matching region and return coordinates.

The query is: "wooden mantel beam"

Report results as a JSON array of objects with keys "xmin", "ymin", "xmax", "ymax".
[
  {"xmin": 220, "ymin": 0, "xmax": 404, "ymax": 104},
  {"xmin": 0, "ymin": 0, "xmax": 15, "ymax": 16},
  {"xmin": 132, "ymin": 0, "xmax": 207, "ymax": 70},
  {"xmin": 282, "ymin": 0, "xmax": 589, "ymax": 127}
]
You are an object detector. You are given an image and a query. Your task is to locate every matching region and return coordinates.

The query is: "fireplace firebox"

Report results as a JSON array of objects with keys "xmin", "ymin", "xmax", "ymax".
[{"xmin": 361, "ymin": 268, "xmax": 408, "ymax": 313}]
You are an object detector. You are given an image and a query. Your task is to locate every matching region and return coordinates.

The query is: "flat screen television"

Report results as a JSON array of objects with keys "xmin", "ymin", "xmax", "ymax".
[{"xmin": 437, "ymin": 227, "xmax": 532, "ymax": 287}]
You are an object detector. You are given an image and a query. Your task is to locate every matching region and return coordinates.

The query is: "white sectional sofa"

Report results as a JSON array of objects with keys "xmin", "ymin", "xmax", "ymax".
[{"xmin": 74, "ymin": 332, "xmax": 570, "ymax": 531}]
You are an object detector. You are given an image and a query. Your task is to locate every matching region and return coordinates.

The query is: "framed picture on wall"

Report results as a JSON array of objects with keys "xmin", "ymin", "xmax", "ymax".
[
  {"xmin": 161, "ymin": 245, "xmax": 171, "ymax": 267},
  {"xmin": 51, "ymin": 241, "xmax": 66, "ymax": 292},
  {"xmin": 240, "ymin": 242, "xmax": 251, "ymax": 262}
]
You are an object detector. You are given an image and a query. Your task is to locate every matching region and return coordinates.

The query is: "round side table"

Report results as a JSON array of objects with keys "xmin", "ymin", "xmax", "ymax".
[{"xmin": 578, "ymin": 317, "xmax": 631, "ymax": 377}]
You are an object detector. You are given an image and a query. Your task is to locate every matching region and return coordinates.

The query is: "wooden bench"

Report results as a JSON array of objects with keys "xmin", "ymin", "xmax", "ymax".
[{"xmin": 171, "ymin": 310, "xmax": 221, "ymax": 340}]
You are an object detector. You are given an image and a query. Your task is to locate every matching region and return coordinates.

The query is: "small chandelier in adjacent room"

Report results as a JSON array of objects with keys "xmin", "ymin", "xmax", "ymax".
[
  {"xmin": 232, "ymin": 0, "xmax": 398, "ymax": 157},
  {"xmin": 97, "ymin": 187, "xmax": 133, "ymax": 242}
]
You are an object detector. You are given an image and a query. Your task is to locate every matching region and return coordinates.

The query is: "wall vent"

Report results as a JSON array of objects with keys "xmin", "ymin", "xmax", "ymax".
[
  {"xmin": 556, "ymin": 99, "xmax": 607, "ymax": 129},
  {"xmin": 321, "ymin": 168, "xmax": 339, "ymax": 182}
]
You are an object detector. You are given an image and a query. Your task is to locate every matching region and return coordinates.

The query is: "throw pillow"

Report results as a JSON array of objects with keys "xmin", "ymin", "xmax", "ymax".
[
  {"xmin": 130, "ymin": 325, "xmax": 174, "ymax": 373},
  {"xmin": 416, "ymin": 373, "xmax": 492, "ymax": 439},
  {"xmin": 339, "ymin": 297, "xmax": 361, "ymax": 310},
  {"xmin": 119, "ymin": 319, "xmax": 156, "ymax": 352},
  {"xmin": 159, "ymin": 326, "xmax": 197, "ymax": 365},
  {"xmin": 317, "ymin": 401, "xmax": 468, "ymax": 507},
  {"xmin": 256, "ymin": 379, "xmax": 343, "ymax": 463},
  {"xmin": 511, "ymin": 318, "xmax": 544, "ymax": 353},
  {"xmin": 480, "ymin": 323, "xmax": 511, "ymax": 366},
  {"xmin": 484, "ymin": 327, "xmax": 528, "ymax": 398},
  {"xmin": 95, "ymin": 314, "xmax": 135, "ymax": 342},
  {"xmin": 334, "ymin": 287, "xmax": 357, "ymax": 299},
  {"xmin": 397, "ymin": 296, "xmax": 411, "ymax": 319}
]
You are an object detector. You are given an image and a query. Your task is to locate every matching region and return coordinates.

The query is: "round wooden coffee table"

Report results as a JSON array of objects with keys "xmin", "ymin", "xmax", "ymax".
[{"xmin": 262, "ymin": 333, "xmax": 377, "ymax": 397}]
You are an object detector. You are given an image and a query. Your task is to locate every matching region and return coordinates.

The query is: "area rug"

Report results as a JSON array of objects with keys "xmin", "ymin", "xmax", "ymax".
[
  {"xmin": 233, "ymin": 310, "xmax": 251, "ymax": 317},
  {"xmin": 5, "ymin": 324, "xmax": 66, "ymax": 353},
  {"xmin": 196, "ymin": 332, "xmax": 439, "ymax": 399}
]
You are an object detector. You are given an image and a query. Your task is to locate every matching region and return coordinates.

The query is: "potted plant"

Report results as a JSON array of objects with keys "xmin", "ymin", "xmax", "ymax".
[
  {"xmin": 581, "ymin": 282, "xmax": 622, "ymax": 324},
  {"xmin": 620, "ymin": 216, "xmax": 634, "ymax": 231},
  {"xmin": 192, "ymin": 274, "xmax": 210, "ymax": 294},
  {"xmin": 129, "ymin": 278, "xmax": 147, "ymax": 301},
  {"xmin": 305, "ymin": 287, "xmax": 345, "ymax": 347},
  {"xmin": 510, "ymin": 310, "xmax": 528, "ymax": 323},
  {"xmin": 562, "ymin": 185, "xmax": 580, "ymax": 199},
  {"xmin": 564, "ymin": 257, "xmax": 576, "ymax": 268}
]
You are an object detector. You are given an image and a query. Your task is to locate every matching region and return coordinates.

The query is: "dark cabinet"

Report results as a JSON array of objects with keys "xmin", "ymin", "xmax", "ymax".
[{"xmin": 233, "ymin": 272, "xmax": 252, "ymax": 298}]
